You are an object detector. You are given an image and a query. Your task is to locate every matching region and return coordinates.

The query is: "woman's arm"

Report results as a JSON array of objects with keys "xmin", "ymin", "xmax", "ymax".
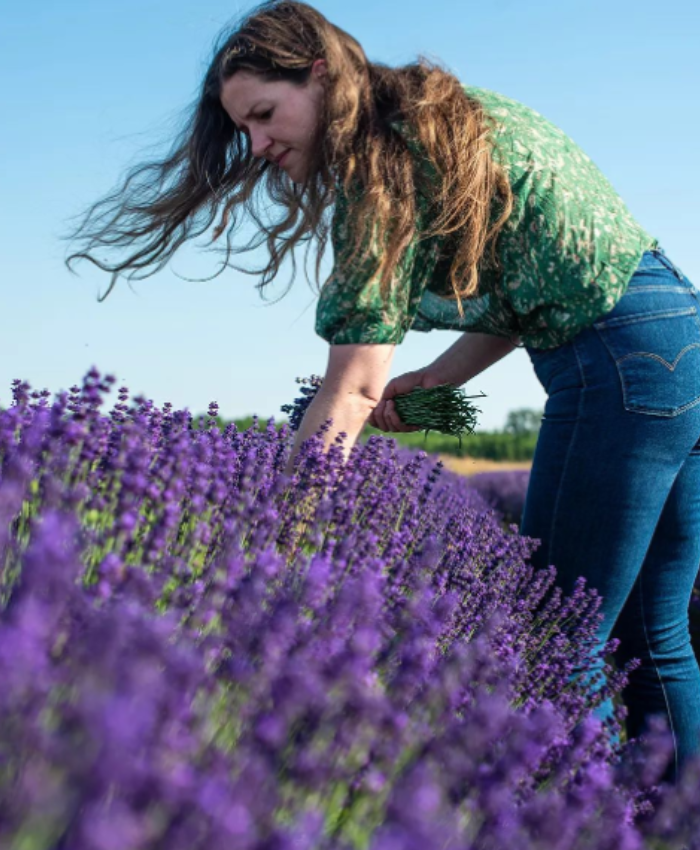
[
  {"xmin": 283, "ymin": 343, "xmax": 396, "ymax": 476},
  {"xmin": 427, "ymin": 331, "xmax": 517, "ymax": 386}
]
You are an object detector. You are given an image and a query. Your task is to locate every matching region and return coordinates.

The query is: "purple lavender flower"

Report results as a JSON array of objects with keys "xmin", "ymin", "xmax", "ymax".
[
  {"xmin": 466, "ymin": 468, "xmax": 531, "ymax": 525},
  {"xmin": 1, "ymin": 370, "xmax": 699, "ymax": 850}
]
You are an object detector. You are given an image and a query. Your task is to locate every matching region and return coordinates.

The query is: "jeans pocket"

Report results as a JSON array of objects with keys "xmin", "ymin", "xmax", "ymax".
[{"xmin": 593, "ymin": 306, "xmax": 700, "ymax": 417}]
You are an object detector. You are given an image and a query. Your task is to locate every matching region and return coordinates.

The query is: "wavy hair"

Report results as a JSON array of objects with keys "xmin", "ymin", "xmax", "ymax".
[{"xmin": 66, "ymin": 0, "xmax": 513, "ymax": 312}]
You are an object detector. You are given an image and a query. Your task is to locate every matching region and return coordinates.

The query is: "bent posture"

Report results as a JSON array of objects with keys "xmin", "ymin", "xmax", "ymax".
[{"xmin": 68, "ymin": 0, "xmax": 700, "ymax": 782}]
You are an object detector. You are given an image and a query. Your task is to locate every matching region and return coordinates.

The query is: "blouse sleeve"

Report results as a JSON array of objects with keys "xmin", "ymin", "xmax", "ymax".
[{"xmin": 315, "ymin": 186, "xmax": 440, "ymax": 346}]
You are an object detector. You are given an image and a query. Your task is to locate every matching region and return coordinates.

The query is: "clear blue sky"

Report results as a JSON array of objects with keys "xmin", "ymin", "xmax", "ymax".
[{"xmin": 2, "ymin": 0, "xmax": 698, "ymax": 429}]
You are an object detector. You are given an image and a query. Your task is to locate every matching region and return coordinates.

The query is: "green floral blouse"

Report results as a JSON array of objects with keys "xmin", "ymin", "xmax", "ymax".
[{"xmin": 315, "ymin": 85, "xmax": 657, "ymax": 350}]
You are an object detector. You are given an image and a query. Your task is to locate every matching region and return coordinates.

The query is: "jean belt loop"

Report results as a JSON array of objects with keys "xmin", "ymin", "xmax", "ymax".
[{"xmin": 653, "ymin": 245, "xmax": 686, "ymax": 282}]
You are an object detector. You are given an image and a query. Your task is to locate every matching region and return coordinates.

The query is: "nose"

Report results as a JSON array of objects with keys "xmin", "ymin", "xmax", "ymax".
[{"xmin": 249, "ymin": 126, "xmax": 273, "ymax": 159}]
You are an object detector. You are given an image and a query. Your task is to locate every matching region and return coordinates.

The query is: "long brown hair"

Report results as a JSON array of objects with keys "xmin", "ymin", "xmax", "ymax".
[{"xmin": 66, "ymin": 0, "xmax": 513, "ymax": 313}]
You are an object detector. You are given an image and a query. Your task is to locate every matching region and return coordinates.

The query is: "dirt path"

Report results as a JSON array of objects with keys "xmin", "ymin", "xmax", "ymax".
[{"xmin": 438, "ymin": 455, "xmax": 532, "ymax": 477}]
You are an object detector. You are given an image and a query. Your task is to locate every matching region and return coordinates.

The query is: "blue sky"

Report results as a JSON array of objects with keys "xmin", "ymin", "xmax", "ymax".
[{"xmin": 2, "ymin": 0, "xmax": 698, "ymax": 429}]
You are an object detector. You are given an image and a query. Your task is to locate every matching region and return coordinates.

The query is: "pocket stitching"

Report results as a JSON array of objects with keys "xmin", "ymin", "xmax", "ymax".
[
  {"xmin": 594, "ymin": 310, "xmax": 700, "ymax": 417},
  {"xmin": 620, "ymin": 395, "xmax": 700, "ymax": 419},
  {"xmin": 617, "ymin": 343, "xmax": 700, "ymax": 372}
]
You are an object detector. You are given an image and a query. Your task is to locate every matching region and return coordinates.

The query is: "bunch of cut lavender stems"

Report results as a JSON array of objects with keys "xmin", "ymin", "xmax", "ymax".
[
  {"xmin": 393, "ymin": 384, "xmax": 486, "ymax": 442},
  {"xmin": 282, "ymin": 375, "xmax": 485, "ymax": 443}
]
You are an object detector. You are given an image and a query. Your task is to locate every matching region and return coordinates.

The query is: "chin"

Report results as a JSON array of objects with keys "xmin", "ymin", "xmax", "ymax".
[
  {"xmin": 285, "ymin": 163, "xmax": 302, "ymax": 181},
  {"xmin": 285, "ymin": 159, "xmax": 309, "ymax": 185}
]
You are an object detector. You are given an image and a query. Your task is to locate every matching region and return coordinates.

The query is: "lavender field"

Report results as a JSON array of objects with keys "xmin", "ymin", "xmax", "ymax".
[{"xmin": 2, "ymin": 368, "xmax": 700, "ymax": 849}]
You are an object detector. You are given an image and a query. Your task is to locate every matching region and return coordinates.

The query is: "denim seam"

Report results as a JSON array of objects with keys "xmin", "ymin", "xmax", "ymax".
[
  {"xmin": 639, "ymin": 576, "xmax": 679, "ymax": 779},
  {"xmin": 546, "ymin": 338, "xmax": 587, "ymax": 568},
  {"xmin": 625, "ymin": 286, "xmax": 693, "ymax": 295},
  {"xmin": 594, "ymin": 306, "xmax": 696, "ymax": 331}
]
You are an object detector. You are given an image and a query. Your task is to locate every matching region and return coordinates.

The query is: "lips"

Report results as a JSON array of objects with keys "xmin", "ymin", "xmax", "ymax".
[{"xmin": 275, "ymin": 150, "xmax": 290, "ymax": 166}]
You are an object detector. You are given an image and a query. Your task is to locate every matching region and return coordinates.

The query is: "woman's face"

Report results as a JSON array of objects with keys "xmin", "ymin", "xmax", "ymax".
[{"xmin": 220, "ymin": 61, "xmax": 327, "ymax": 184}]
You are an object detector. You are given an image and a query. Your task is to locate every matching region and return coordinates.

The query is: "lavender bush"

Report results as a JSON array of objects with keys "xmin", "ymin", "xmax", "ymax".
[
  {"xmin": 1, "ymin": 369, "xmax": 700, "ymax": 849},
  {"xmin": 463, "ymin": 469, "xmax": 700, "ymax": 663},
  {"xmin": 466, "ymin": 469, "xmax": 531, "ymax": 526},
  {"xmin": 691, "ymin": 585, "xmax": 700, "ymax": 659}
]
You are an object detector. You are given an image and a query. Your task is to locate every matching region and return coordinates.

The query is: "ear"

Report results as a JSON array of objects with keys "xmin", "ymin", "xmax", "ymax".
[{"xmin": 311, "ymin": 58, "xmax": 328, "ymax": 79}]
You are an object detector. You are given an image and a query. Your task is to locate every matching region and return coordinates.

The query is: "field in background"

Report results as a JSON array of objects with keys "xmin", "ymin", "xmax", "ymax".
[{"xmin": 439, "ymin": 455, "xmax": 532, "ymax": 477}]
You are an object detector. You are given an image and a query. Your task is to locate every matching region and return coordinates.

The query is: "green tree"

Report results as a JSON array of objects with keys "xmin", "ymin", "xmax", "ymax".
[{"xmin": 503, "ymin": 408, "xmax": 543, "ymax": 436}]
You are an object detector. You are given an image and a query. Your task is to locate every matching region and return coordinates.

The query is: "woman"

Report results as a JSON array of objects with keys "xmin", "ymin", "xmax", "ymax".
[{"xmin": 67, "ymin": 1, "xmax": 700, "ymax": 780}]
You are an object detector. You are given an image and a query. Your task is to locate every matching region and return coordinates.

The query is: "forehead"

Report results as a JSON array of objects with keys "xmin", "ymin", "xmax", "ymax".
[{"xmin": 220, "ymin": 72, "xmax": 281, "ymax": 116}]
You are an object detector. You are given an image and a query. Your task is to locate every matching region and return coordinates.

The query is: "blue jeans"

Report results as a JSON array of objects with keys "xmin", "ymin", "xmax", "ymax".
[{"xmin": 521, "ymin": 248, "xmax": 700, "ymax": 783}]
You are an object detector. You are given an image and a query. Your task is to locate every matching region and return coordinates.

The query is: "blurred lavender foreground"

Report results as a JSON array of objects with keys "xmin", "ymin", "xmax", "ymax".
[
  {"xmin": 466, "ymin": 469, "xmax": 531, "ymax": 527},
  {"xmin": 2, "ymin": 370, "xmax": 700, "ymax": 849}
]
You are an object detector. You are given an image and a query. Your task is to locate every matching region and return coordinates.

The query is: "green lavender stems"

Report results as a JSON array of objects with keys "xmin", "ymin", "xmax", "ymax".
[
  {"xmin": 283, "ymin": 376, "xmax": 486, "ymax": 444},
  {"xmin": 393, "ymin": 384, "xmax": 486, "ymax": 443}
]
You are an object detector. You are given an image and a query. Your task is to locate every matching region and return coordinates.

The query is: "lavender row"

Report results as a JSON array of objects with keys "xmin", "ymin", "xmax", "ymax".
[
  {"xmin": 1, "ymin": 369, "xmax": 700, "ymax": 849},
  {"xmin": 462, "ymin": 468, "xmax": 700, "ymax": 655}
]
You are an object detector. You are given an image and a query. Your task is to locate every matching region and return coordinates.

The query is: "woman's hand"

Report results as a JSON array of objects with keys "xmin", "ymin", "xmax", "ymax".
[
  {"xmin": 368, "ymin": 368, "xmax": 449, "ymax": 433},
  {"xmin": 368, "ymin": 333, "xmax": 516, "ymax": 434}
]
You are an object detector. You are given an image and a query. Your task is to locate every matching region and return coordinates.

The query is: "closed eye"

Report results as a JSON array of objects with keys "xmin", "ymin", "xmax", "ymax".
[{"xmin": 257, "ymin": 108, "xmax": 274, "ymax": 121}]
